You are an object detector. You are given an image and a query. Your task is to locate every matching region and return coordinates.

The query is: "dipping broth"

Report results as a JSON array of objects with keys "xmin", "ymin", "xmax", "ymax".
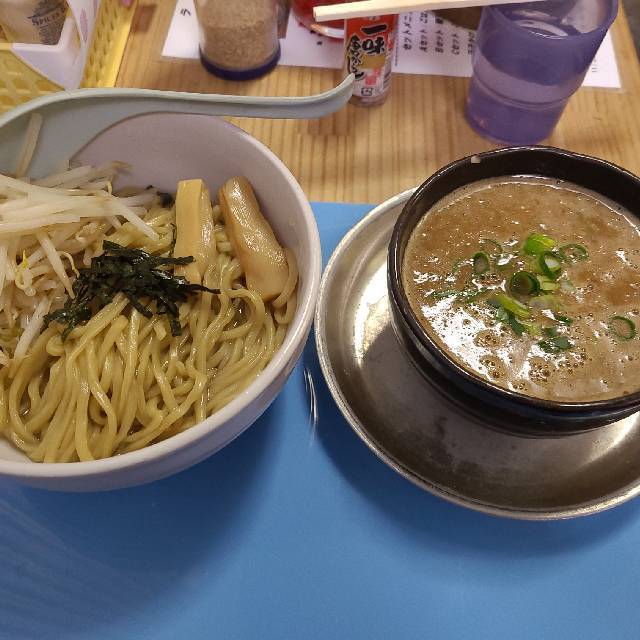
[{"xmin": 402, "ymin": 177, "xmax": 640, "ymax": 402}]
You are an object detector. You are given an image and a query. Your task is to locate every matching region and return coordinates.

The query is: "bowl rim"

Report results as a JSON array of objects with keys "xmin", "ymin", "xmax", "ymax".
[
  {"xmin": 0, "ymin": 116, "xmax": 321, "ymax": 478},
  {"xmin": 388, "ymin": 145, "xmax": 640, "ymax": 415}
]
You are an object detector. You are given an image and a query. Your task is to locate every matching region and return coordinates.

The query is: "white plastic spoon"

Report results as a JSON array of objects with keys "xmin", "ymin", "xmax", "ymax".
[{"xmin": 0, "ymin": 75, "xmax": 355, "ymax": 177}]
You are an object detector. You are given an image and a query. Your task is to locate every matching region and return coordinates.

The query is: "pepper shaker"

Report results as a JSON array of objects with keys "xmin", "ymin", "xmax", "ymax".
[
  {"xmin": 344, "ymin": 14, "xmax": 398, "ymax": 106},
  {"xmin": 195, "ymin": 0, "xmax": 281, "ymax": 80}
]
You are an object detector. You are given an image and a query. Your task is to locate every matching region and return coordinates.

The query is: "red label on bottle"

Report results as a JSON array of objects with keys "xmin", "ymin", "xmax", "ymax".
[{"xmin": 344, "ymin": 15, "xmax": 398, "ymax": 103}]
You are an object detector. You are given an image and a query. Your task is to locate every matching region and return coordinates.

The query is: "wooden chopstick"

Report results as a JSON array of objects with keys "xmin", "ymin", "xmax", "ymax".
[{"xmin": 314, "ymin": 0, "xmax": 548, "ymax": 22}]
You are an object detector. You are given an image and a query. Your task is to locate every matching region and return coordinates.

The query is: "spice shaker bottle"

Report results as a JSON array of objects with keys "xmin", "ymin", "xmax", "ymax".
[
  {"xmin": 0, "ymin": 0, "xmax": 66, "ymax": 44},
  {"xmin": 344, "ymin": 14, "xmax": 398, "ymax": 106},
  {"xmin": 195, "ymin": 0, "xmax": 281, "ymax": 80}
]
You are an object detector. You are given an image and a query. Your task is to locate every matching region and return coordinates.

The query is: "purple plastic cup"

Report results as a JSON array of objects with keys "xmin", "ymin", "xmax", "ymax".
[{"xmin": 466, "ymin": 0, "xmax": 618, "ymax": 144}]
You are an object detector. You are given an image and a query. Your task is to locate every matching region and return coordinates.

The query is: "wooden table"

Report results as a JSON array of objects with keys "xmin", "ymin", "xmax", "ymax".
[{"xmin": 118, "ymin": 2, "xmax": 640, "ymax": 204}]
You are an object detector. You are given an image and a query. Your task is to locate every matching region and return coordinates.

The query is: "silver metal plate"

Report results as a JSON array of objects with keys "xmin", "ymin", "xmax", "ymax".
[{"xmin": 315, "ymin": 191, "xmax": 640, "ymax": 520}]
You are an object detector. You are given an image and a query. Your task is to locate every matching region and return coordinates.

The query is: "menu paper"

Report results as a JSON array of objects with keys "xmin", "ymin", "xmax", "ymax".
[{"xmin": 162, "ymin": 0, "xmax": 621, "ymax": 89}]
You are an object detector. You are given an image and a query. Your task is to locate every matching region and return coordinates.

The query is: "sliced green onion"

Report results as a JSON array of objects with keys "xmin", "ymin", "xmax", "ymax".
[
  {"xmin": 508, "ymin": 315, "xmax": 526, "ymax": 336},
  {"xmin": 552, "ymin": 312, "xmax": 573, "ymax": 325},
  {"xmin": 494, "ymin": 293, "xmax": 531, "ymax": 319},
  {"xmin": 524, "ymin": 233, "xmax": 556, "ymax": 255},
  {"xmin": 538, "ymin": 335, "xmax": 573, "ymax": 353},
  {"xmin": 511, "ymin": 317, "xmax": 540, "ymax": 336},
  {"xmin": 553, "ymin": 335, "xmax": 572, "ymax": 350},
  {"xmin": 559, "ymin": 243, "xmax": 589, "ymax": 262},
  {"xmin": 494, "ymin": 308, "xmax": 539, "ymax": 336},
  {"xmin": 538, "ymin": 251, "xmax": 562, "ymax": 280},
  {"xmin": 495, "ymin": 306, "xmax": 510, "ymax": 323},
  {"xmin": 456, "ymin": 286, "xmax": 486, "ymax": 303},
  {"xmin": 520, "ymin": 321, "xmax": 541, "ymax": 336},
  {"xmin": 472, "ymin": 251, "xmax": 491, "ymax": 275},
  {"xmin": 538, "ymin": 341, "xmax": 556, "ymax": 353},
  {"xmin": 480, "ymin": 238, "xmax": 503, "ymax": 257},
  {"xmin": 607, "ymin": 315, "xmax": 636, "ymax": 340},
  {"xmin": 542, "ymin": 326, "xmax": 559, "ymax": 338},
  {"xmin": 537, "ymin": 275, "xmax": 560, "ymax": 292},
  {"xmin": 510, "ymin": 271, "xmax": 539, "ymax": 296},
  {"xmin": 429, "ymin": 289, "xmax": 456, "ymax": 300}
]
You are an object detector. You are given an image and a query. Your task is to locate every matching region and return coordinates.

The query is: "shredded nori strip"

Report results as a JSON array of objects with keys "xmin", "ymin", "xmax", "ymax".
[{"xmin": 43, "ymin": 241, "xmax": 219, "ymax": 340}]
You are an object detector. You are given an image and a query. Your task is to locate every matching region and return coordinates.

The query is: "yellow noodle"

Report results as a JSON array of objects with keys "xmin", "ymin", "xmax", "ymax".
[
  {"xmin": 109, "ymin": 351, "xmax": 124, "ymax": 426},
  {"xmin": 151, "ymin": 338, "xmax": 178, "ymax": 412},
  {"xmin": 117, "ymin": 311, "xmax": 140, "ymax": 418},
  {"xmin": 98, "ymin": 315, "xmax": 128, "ymax": 363},
  {"xmin": 24, "ymin": 355, "xmax": 64, "ymax": 436},
  {"xmin": 99, "ymin": 350, "xmax": 115, "ymax": 395},
  {"xmin": 38, "ymin": 374, "xmax": 76, "ymax": 462},
  {"xmin": 74, "ymin": 378, "xmax": 93, "ymax": 462},
  {"xmin": 0, "ymin": 189, "xmax": 298, "ymax": 462},
  {"xmin": 26, "ymin": 371, "xmax": 44, "ymax": 411},
  {"xmin": 88, "ymin": 395, "xmax": 107, "ymax": 428},
  {"xmin": 0, "ymin": 370, "xmax": 8, "ymax": 436},
  {"xmin": 84, "ymin": 345, "xmax": 118, "ymax": 458}
]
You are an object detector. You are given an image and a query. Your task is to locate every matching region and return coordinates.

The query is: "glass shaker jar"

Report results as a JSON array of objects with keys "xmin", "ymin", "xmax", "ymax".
[{"xmin": 195, "ymin": 0, "xmax": 281, "ymax": 80}]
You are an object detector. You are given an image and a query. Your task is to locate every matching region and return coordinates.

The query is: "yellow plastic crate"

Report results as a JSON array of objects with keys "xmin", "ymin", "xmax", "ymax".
[{"xmin": 0, "ymin": 0, "xmax": 136, "ymax": 113}]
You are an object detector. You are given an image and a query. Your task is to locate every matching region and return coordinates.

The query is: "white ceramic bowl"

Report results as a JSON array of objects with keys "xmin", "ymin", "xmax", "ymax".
[{"xmin": 0, "ymin": 113, "xmax": 321, "ymax": 491}]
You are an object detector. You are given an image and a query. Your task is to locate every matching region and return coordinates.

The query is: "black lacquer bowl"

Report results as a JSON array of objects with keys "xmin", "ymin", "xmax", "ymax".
[{"xmin": 388, "ymin": 146, "xmax": 640, "ymax": 436}]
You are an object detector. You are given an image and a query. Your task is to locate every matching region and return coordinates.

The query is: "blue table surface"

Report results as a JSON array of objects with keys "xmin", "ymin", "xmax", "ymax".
[{"xmin": 2, "ymin": 202, "xmax": 640, "ymax": 640}]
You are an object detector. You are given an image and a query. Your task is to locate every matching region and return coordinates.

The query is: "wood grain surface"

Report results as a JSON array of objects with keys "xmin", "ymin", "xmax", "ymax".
[{"xmin": 117, "ymin": 1, "xmax": 640, "ymax": 204}]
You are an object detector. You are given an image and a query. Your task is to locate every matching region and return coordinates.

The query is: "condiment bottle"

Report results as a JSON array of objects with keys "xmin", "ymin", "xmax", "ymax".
[
  {"xmin": 0, "ymin": 0, "xmax": 66, "ymax": 45},
  {"xmin": 194, "ymin": 0, "xmax": 281, "ymax": 80},
  {"xmin": 343, "ymin": 14, "xmax": 398, "ymax": 106}
]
